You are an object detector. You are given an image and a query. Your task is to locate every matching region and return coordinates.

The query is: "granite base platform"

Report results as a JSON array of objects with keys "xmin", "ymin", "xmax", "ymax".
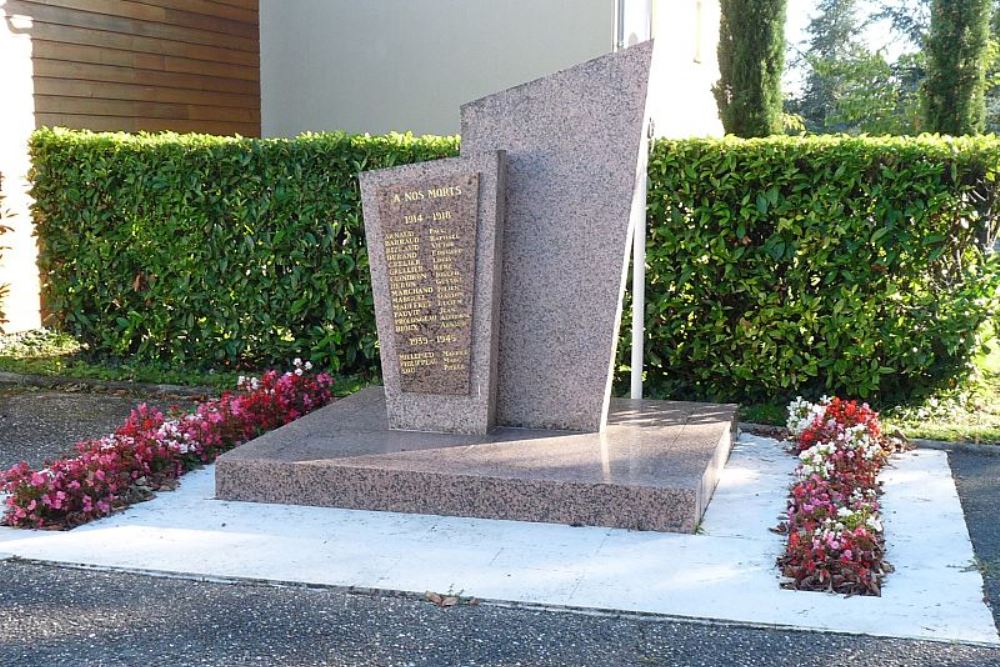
[{"xmin": 215, "ymin": 387, "xmax": 737, "ymax": 533}]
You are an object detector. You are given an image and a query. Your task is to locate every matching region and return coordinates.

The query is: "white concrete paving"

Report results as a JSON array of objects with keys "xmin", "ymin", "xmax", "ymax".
[{"xmin": 0, "ymin": 435, "xmax": 995, "ymax": 645}]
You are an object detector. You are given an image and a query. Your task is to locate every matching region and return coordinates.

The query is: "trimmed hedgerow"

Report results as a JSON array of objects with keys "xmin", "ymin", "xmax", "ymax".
[
  {"xmin": 639, "ymin": 135, "xmax": 1000, "ymax": 403},
  {"xmin": 30, "ymin": 128, "xmax": 458, "ymax": 375},
  {"xmin": 30, "ymin": 130, "xmax": 1000, "ymax": 402}
]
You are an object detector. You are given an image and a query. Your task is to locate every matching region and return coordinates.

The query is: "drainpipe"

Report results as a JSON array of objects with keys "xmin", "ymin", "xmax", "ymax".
[{"xmin": 615, "ymin": 0, "xmax": 626, "ymax": 51}]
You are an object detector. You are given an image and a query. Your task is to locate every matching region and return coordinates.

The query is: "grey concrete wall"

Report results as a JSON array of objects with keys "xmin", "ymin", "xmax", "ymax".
[{"xmin": 260, "ymin": 0, "xmax": 615, "ymax": 136}]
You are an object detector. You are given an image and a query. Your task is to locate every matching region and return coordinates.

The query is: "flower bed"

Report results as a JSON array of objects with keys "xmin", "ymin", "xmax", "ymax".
[
  {"xmin": 1, "ymin": 360, "xmax": 333, "ymax": 529},
  {"xmin": 777, "ymin": 397, "xmax": 907, "ymax": 595}
]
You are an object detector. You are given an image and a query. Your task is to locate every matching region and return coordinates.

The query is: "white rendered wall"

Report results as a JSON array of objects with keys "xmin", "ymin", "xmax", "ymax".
[
  {"xmin": 260, "ymin": 0, "xmax": 614, "ymax": 136},
  {"xmin": 648, "ymin": 0, "xmax": 724, "ymax": 138},
  {"xmin": 0, "ymin": 3, "xmax": 41, "ymax": 332}
]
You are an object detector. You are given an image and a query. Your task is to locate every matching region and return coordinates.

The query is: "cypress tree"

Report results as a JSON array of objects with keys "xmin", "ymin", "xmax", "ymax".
[
  {"xmin": 923, "ymin": 0, "xmax": 992, "ymax": 134},
  {"xmin": 713, "ymin": 0, "xmax": 788, "ymax": 137}
]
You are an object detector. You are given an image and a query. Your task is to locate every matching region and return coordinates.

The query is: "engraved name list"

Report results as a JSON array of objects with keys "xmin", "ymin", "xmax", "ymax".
[{"xmin": 377, "ymin": 174, "xmax": 480, "ymax": 395}]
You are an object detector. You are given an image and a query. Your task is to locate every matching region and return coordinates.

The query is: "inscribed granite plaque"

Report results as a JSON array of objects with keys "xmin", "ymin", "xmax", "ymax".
[
  {"xmin": 376, "ymin": 174, "xmax": 480, "ymax": 395},
  {"xmin": 359, "ymin": 151, "xmax": 505, "ymax": 435}
]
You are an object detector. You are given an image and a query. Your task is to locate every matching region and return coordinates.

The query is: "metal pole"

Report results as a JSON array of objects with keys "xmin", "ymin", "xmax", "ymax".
[
  {"xmin": 630, "ymin": 160, "xmax": 647, "ymax": 400},
  {"xmin": 615, "ymin": 0, "xmax": 625, "ymax": 51},
  {"xmin": 628, "ymin": 0, "xmax": 653, "ymax": 401}
]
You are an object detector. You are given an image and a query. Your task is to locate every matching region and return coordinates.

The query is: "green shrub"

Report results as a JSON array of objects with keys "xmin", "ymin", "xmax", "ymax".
[
  {"xmin": 30, "ymin": 128, "xmax": 458, "ymax": 374},
  {"xmin": 639, "ymin": 135, "xmax": 999, "ymax": 402},
  {"xmin": 30, "ymin": 129, "xmax": 1000, "ymax": 402}
]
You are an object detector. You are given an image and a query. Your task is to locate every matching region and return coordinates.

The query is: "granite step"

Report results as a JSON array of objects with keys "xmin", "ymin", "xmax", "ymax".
[{"xmin": 215, "ymin": 386, "xmax": 737, "ymax": 533}]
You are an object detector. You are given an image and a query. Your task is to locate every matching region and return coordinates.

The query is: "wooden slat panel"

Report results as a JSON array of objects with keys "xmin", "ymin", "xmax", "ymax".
[
  {"xmin": 36, "ymin": 113, "xmax": 259, "ymax": 136},
  {"xmin": 7, "ymin": 1, "xmax": 258, "ymax": 52},
  {"xmin": 14, "ymin": 0, "xmax": 259, "ymax": 39},
  {"xmin": 25, "ymin": 21, "xmax": 258, "ymax": 67},
  {"xmin": 36, "ymin": 96, "xmax": 260, "ymax": 123},
  {"xmin": 134, "ymin": 0, "xmax": 257, "ymax": 25},
  {"xmin": 16, "ymin": 0, "xmax": 259, "ymax": 138},
  {"xmin": 33, "ymin": 41, "xmax": 258, "ymax": 81},
  {"xmin": 35, "ymin": 77, "xmax": 257, "ymax": 109},
  {"xmin": 34, "ymin": 59, "xmax": 259, "ymax": 96},
  {"xmin": 208, "ymin": 0, "xmax": 258, "ymax": 11},
  {"xmin": 35, "ymin": 77, "xmax": 257, "ymax": 108}
]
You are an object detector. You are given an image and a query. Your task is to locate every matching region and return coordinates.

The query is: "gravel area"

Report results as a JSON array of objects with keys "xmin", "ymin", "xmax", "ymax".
[
  {"xmin": 0, "ymin": 560, "xmax": 998, "ymax": 667},
  {"xmin": 950, "ymin": 450, "xmax": 1000, "ymax": 628},
  {"xmin": 0, "ymin": 386, "xmax": 196, "ymax": 469}
]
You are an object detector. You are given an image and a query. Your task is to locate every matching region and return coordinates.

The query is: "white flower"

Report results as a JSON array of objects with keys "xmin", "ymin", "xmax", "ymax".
[
  {"xmin": 294, "ymin": 368, "xmax": 303, "ymax": 376},
  {"xmin": 304, "ymin": 361, "xmax": 313, "ymax": 371},
  {"xmin": 293, "ymin": 358, "xmax": 303, "ymax": 368},
  {"xmin": 797, "ymin": 442, "xmax": 838, "ymax": 479},
  {"xmin": 786, "ymin": 397, "xmax": 832, "ymax": 438}
]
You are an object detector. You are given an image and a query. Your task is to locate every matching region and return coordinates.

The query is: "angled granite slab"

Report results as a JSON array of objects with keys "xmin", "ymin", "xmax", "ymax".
[{"xmin": 459, "ymin": 41, "xmax": 656, "ymax": 431}]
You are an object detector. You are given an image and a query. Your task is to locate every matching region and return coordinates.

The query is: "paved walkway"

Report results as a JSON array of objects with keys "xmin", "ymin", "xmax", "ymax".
[
  {"xmin": 2, "ymin": 436, "xmax": 995, "ymax": 644},
  {"xmin": 2, "ymin": 388, "xmax": 1000, "ymax": 666}
]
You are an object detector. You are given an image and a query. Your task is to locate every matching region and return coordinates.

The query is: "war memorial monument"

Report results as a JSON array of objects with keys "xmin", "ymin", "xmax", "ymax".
[{"xmin": 217, "ymin": 42, "xmax": 737, "ymax": 533}]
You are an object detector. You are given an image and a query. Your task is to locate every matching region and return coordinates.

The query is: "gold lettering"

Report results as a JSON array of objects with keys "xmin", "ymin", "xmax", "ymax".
[{"xmin": 426, "ymin": 185, "xmax": 463, "ymax": 198}]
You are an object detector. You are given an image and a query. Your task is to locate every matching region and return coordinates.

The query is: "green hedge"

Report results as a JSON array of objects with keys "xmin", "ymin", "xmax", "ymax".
[
  {"xmin": 639, "ymin": 135, "xmax": 999, "ymax": 402},
  {"xmin": 30, "ymin": 128, "xmax": 458, "ymax": 375},
  {"xmin": 30, "ymin": 129, "xmax": 1000, "ymax": 402}
]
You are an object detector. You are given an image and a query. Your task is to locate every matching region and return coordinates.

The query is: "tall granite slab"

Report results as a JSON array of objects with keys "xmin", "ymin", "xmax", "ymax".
[
  {"xmin": 359, "ymin": 151, "xmax": 506, "ymax": 435},
  {"xmin": 460, "ymin": 41, "xmax": 656, "ymax": 432}
]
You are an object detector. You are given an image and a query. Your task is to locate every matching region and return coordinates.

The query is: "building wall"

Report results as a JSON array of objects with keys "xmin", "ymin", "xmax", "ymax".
[
  {"xmin": 260, "ymin": 0, "xmax": 615, "ymax": 137},
  {"xmin": 0, "ymin": 0, "xmax": 261, "ymax": 332},
  {"xmin": 648, "ymin": 0, "xmax": 724, "ymax": 138},
  {"xmin": 5, "ymin": 0, "xmax": 260, "ymax": 135}
]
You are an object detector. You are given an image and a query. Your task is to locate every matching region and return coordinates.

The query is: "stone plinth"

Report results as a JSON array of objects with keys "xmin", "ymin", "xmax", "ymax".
[
  {"xmin": 359, "ymin": 152, "xmax": 505, "ymax": 434},
  {"xmin": 215, "ymin": 387, "xmax": 737, "ymax": 533},
  {"xmin": 460, "ymin": 41, "xmax": 656, "ymax": 431}
]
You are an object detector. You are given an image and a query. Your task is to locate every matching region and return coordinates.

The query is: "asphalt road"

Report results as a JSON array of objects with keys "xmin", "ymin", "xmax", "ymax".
[
  {"xmin": 950, "ymin": 449, "xmax": 1000, "ymax": 627},
  {"xmin": 0, "ymin": 560, "xmax": 998, "ymax": 667}
]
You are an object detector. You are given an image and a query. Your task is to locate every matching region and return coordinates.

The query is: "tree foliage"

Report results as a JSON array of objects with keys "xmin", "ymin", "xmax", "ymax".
[
  {"xmin": 788, "ymin": 0, "xmax": 1000, "ymax": 136},
  {"xmin": 923, "ymin": 0, "xmax": 992, "ymax": 134},
  {"xmin": 714, "ymin": 0, "xmax": 788, "ymax": 137},
  {"xmin": 872, "ymin": 0, "xmax": 932, "ymax": 47},
  {"xmin": 795, "ymin": 0, "xmax": 862, "ymax": 131},
  {"xmin": 789, "ymin": 0, "xmax": 924, "ymax": 135}
]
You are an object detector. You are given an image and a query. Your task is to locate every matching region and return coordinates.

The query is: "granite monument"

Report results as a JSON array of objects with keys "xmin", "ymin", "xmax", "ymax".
[{"xmin": 216, "ymin": 42, "xmax": 738, "ymax": 534}]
